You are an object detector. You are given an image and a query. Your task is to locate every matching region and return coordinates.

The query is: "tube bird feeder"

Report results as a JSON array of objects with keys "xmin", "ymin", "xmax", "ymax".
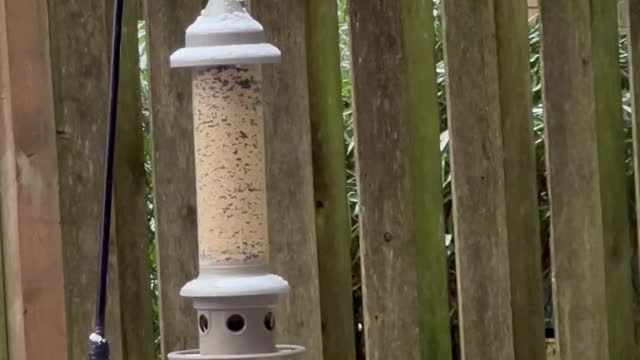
[{"xmin": 168, "ymin": 1, "xmax": 304, "ymax": 358}]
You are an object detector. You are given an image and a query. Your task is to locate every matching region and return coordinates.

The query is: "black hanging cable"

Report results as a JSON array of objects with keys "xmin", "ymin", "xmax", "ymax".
[{"xmin": 88, "ymin": 0, "xmax": 124, "ymax": 358}]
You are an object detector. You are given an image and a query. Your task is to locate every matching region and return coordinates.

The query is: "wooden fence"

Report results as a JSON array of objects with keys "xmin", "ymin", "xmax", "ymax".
[{"xmin": 0, "ymin": 0, "xmax": 639, "ymax": 360}]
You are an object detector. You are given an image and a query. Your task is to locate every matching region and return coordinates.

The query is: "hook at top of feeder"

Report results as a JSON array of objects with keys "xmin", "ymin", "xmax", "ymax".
[{"xmin": 170, "ymin": 0, "xmax": 281, "ymax": 68}]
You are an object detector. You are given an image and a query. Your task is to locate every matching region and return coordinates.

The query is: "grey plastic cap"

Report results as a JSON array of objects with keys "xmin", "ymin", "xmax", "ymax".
[{"xmin": 171, "ymin": 0, "xmax": 281, "ymax": 67}]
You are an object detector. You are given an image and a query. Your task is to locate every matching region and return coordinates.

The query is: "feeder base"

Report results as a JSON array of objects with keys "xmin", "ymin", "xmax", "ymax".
[{"xmin": 168, "ymin": 345, "xmax": 305, "ymax": 360}]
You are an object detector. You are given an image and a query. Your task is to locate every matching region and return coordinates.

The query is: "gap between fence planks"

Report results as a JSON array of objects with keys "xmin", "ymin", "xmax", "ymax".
[
  {"xmin": 304, "ymin": 0, "xmax": 357, "ymax": 359},
  {"xmin": 49, "ymin": 0, "xmax": 154, "ymax": 357},
  {"xmin": 249, "ymin": 1, "xmax": 325, "ymax": 359},
  {"xmin": 0, "ymin": 0, "xmax": 68, "ymax": 359},
  {"xmin": 540, "ymin": 1, "xmax": 636, "ymax": 359},
  {"xmin": 443, "ymin": 0, "xmax": 546, "ymax": 359},
  {"xmin": 348, "ymin": 0, "xmax": 452, "ymax": 359},
  {"xmin": 144, "ymin": 0, "xmax": 201, "ymax": 356}
]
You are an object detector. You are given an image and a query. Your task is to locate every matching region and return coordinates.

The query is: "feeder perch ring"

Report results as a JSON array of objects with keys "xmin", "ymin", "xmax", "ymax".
[{"xmin": 168, "ymin": 345, "xmax": 305, "ymax": 359}]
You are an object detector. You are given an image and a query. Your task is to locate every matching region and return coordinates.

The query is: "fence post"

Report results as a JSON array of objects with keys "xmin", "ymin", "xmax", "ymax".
[
  {"xmin": 143, "ymin": 0, "xmax": 201, "ymax": 357},
  {"xmin": 249, "ymin": 1, "xmax": 325, "ymax": 359},
  {"xmin": 348, "ymin": 0, "xmax": 452, "ymax": 359},
  {"xmin": 442, "ymin": 0, "xmax": 546, "ymax": 359},
  {"xmin": 540, "ymin": 1, "xmax": 636, "ymax": 359},
  {"xmin": 0, "ymin": 0, "xmax": 68, "ymax": 358},
  {"xmin": 304, "ymin": 0, "xmax": 357, "ymax": 359}
]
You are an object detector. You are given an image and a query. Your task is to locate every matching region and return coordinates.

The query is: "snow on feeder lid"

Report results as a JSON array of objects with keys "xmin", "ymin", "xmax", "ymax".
[{"xmin": 171, "ymin": 0, "xmax": 281, "ymax": 67}]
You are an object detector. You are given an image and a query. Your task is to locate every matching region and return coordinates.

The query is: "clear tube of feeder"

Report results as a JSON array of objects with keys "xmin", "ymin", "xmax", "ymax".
[{"xmin": 192, "ymin": 64, "xmax": 269, "ymax": 267}]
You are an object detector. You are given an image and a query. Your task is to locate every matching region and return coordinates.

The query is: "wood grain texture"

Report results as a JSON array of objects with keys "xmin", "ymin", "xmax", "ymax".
[
  {"xmin": 0, "ymin": 197, "xmax": 6, "ymax": 360},
  {"xmin": 0, "ymin": 0, "xmax": 68, "ymax": 358},
  {"xmin": 494, "ymin": 1, "xmax": 546, "ymax": 358},
  {"xmin": 348, "ymin": 0, "xmax": 452, "ymax": 359},
  {"xmin": 629, "ymin": 0, "xmax": 640, "ymax": 349},
  {"xmin": 250, "ymin": 1, "xmax": 324, "ymax": 359},
  {"xmin": 110, "ymin": 0, "xmax": 156, "ymax": 358},
  {"xmin": 632, "ymin": 0, "xmax": 640, "ymax": 247},
  {"xmin": 0, "ymin": 6, "xmax": 8, "ymax": 354},
  {"xmin": 49, "ymin": 0, "xmax": 121, "ymax": 357},
  {"xmin": 443, "ymin": 0, "xmax": 545, "ymax": 359},
  {"xmin": 49, "ymin": 0, "xmax": 154, "ymax": 357},
  {"xmin": 144, "ymin": 0, "xmax": 201, "ymax": 356},
  {"xmin": 304, "ymin": 0, "xmax": 357, "ymax": 359},
  {"xmin": 0, "ymin": 5, "xmax": 12, "ymax": 359},
  {"xmin": 540, "ymin": 0, "xmax": 636, "ymax": 359}
]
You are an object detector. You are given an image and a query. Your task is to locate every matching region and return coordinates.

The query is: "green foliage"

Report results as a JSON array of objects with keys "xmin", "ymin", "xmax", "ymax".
[{"xmin": 137, "ymin": 20, "xmax": 161, "ymax": 359}]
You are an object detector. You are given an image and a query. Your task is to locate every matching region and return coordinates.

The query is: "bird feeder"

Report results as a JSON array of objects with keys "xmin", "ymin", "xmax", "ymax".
[{"xmin": 168, "ymin": 0, "xmax": 304, "ymax": 358}]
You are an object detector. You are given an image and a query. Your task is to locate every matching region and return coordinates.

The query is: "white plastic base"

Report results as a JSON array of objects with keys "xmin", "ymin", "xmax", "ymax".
[{"xmin": 168, "ymin": 345, "xmax": 305, "ymax": 359}]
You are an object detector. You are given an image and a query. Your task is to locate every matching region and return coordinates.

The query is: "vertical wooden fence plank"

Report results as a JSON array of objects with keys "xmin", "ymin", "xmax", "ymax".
[
  {"xmin": 112, "ymin": 0, "xmax": 156, "ymax": 358},
  {"xmin": 443, "ymin": 0, "xmax": 545, "ymax": 359},
  {"xmin": 0, "ymin": 0, "xmax": 68, "ymax": 358},
  {"xmin": 0, "ymin": 203, "xmax": 6, "ymax": 360},
  {"xmin": 631, "ymin": 0, "xmax": 640, "ymax": 233},
  {"xmin": 0, "ymin": 220, "xmax": 5, "ymax": 360},
  {"xmin": 348, "ymin": 0, "xmax": 452, "ymax": 359},
  {"xmin": 50, "ymin": 0, "xmax": 153, "ymax": 358},
  {"xmin": 493, "ymin": 1, "xmax": 546, "ymax": 358},
  {"xmin": 540, "ymin": 1, "xmax": 636, "ymax": 359},
  {"xmin": 49, "ymin": 0, "xmax": 119, "ymax": 357},
  {"xmin": 629, "ymin": 0, "xmax": 640, "ymax": 350},
  {"xmin": 0, "ymin": 5, "xmax": 9, "ymax": 356},
  {"xmin": 304, "ymin": 0, "xmax": 356, "ymax": 359},
  {"xmin": 250, "ymin": 2, "xmax": 324, "ymax": 359},
  {"xmin": 620, "ymin": 0, "xmax": 630, "ymax": 33},
  {"xmin": 144, "ymin": 0, "xmax": 201, "ymax": 356},
  {"xmin": 0, "ymin": 5, "xmax": 13, "ymax": 359}
]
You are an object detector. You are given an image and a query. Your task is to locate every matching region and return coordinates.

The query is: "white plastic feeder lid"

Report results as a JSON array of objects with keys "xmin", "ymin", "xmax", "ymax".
[
  {"xmin": 181, "ymin": 266, "xmax": 290, "ymax": 298},
  {"xmin": 171, "ymin": 0, "xmax": 281, "ymax": 67}
]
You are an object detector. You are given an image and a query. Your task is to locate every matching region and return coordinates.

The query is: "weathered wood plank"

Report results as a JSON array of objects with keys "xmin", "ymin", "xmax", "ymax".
[
  {"xmin": 0, "ymin": 6, "xmax": 9, "ymax": 357},
  {"xmin": 250, "ymin": 1, "xmax": 324, "ymax": 359},
  {"xmin": 443, "ymin": 0, "xmax": 546, "ymax": 359},
  {"xmin": 631, "ymin": 0, "xmax": 640, "ymax": 220},
  {"xmin": 540, "ymin": 0, "xmax": 636, "ymax": 359},
  {"xmin": 111, "ymin": 0, "xmax": 156, "ymax": 358},
  {"xmin": 629, "ymin": 0, "xmax": 640, "ymax": 349},
  {"xmin": 0, "ymin": 5, "xmax": 12, "ymax": 359},
  {"xmin": 0, "ymin": 204, "xmax": 5, "ymax": 360},
  {"xmin": 0, "ymin": 196, "xmax": 6, "ymax": 360},
  {"xmin": 0, "ymin": 0, "xmax": 68, "ymax": 358},
  {"xmin": 494, "ymin": 1, "xmax": 547, "ymax": 358},
  {"xmin": 48, "ymin": 0, "xmax": 118, "ymax": 358},
  {"xmin": 144, "ymin": 0, "xmax": 201, "ymax": 356},
  {"xmin": 48, "ymin": 0, "xmax": 152, "ymax": 357},
  {"xmin": 304, "ymin": 0, "xmax": 356, "ymax": 359},
  {"xmin": 632, "ymin": 0, "xmax": 640, "ymax": 250},
  {"xmin": 620, "ymin": 0, "xmax": 630, "ymax": 33},
  {"xmin": 348, "ymin": 0, "xmax": 452, "ymax": 359}
]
